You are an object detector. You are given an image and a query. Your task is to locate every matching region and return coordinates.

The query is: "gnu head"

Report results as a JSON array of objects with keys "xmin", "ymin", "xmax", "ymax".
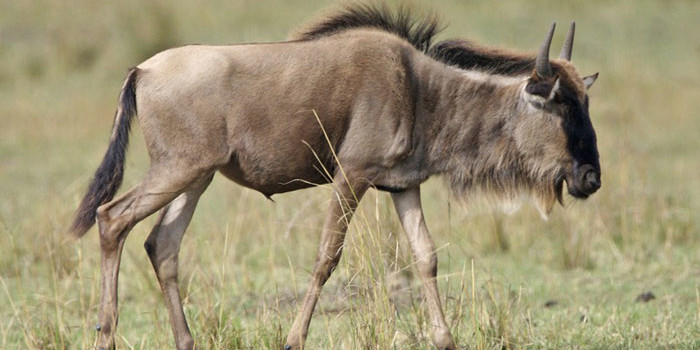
[{"xmin": 520, "ymin": 22, "xmax": 601, "ymax": 204}]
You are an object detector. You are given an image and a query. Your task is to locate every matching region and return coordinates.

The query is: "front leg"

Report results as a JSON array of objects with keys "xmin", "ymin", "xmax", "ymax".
[
  {"xmin": 392, "ymin": 187, "xmax": 458, "ymax": 350},
  {"xmin": 285, "ymin": 176, "xmax": 368, "ymax": 350}
]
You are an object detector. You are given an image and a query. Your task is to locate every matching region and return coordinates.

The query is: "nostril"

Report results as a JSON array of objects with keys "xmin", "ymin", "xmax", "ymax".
[{"xmin": 584, "ymin": 171, "xmax": 600, "ymax": 191}]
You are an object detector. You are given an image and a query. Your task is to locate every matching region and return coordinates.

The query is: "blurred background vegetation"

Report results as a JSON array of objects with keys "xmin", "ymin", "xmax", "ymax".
[{"xmin": 1, "ymin": 0, "xmax": 699, "ymax": 349}]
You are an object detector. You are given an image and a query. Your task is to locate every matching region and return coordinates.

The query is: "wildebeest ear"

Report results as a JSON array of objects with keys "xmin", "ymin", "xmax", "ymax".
[
  {"xmin": 525, "ymin": 76, "xmax": 559, "ymax": 105},
  {"xmin": 583, "ymin": 72, "xmax": 598, "ymax": 90},
  {"xmin": 526, "ymin": 79, "xmax": 555, "ymax": 98}
]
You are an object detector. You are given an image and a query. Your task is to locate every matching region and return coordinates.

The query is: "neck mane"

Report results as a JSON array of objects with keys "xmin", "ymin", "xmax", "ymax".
[{"xmin": 294, "ymin": 3, "xmax": 536, "ymax": 76}]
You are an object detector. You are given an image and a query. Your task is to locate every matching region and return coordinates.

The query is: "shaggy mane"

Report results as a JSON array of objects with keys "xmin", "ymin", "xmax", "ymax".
[
  {"xmin": 447, "ymin": 158, "xmax": 565, "ymax": 219},
  {"xmin": 295, "ymin": 2, "xmax": 535, "ymax": 74},
  {"xmin": 294, "ymin": 2, "xmax": 442, "ymax": 53},
  {"xmin": 428, "ymin": 40, "xmax": 535, "ymax": 75}
]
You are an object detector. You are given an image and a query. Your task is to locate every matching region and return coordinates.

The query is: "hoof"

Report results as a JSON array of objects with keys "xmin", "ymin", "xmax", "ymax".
[{"xmin": 95, "ymin": 324, "xmax": 102, "ymax": 331}]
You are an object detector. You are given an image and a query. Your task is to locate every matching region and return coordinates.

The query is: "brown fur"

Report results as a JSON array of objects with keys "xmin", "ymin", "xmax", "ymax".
[{"xmin": 71, "ymin": 4, "xmax": 599, "ymax": 350}]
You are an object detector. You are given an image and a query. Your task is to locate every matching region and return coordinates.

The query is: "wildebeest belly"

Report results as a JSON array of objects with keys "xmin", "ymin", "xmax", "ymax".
[
  {"xmin": 217, "ymin": 124, "xmax": 338, "ymax": 197},
  {"xmin": 217, "ymin": 154, "xmax": 334, "ymax": 197}
]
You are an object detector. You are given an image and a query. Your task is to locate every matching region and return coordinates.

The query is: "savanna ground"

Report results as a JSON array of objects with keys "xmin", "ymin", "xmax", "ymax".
[{"xmin": 1, "ymin": 0, "xmax": 699, "ymax": 349}]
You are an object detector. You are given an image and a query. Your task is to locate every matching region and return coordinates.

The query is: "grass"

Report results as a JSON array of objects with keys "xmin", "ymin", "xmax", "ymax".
[{"xmin": 1, "ymin": 0, "xmax": 699, "ymax": 349}]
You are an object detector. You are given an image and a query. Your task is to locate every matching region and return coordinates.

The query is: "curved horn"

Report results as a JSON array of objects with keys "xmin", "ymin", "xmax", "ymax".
[
  {"xmin": 536, "ymin": 22, "xmax": 556, "ymax": 78},
  {"xmin": 559, "ymin": 21, "xmax": 575, "ymax": 61}
]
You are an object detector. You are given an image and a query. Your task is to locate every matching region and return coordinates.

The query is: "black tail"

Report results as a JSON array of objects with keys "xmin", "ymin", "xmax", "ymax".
[{"xmin": 70, "ymin": 68, "xmax": 139, "ymax": 237}]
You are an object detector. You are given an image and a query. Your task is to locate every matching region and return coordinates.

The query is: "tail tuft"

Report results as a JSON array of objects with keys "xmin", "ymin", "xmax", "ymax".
[{"xmin": 70, "ymin": 68, "xmax": 139, "ymax": 237}]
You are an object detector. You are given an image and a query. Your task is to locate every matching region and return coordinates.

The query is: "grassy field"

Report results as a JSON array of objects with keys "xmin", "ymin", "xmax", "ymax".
[{"xmin": 1, "ymin": 0, "xmax": 699, "ymax": 349}]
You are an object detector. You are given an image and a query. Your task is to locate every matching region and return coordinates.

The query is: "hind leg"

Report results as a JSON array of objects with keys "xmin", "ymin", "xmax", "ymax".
[
  {"xmin": 144, "ymin": 175, "xmax": 213, "ymax": 350},
  {"xmin": 94, "ymin": 166, "xmax": 211, "ymax": 350}
]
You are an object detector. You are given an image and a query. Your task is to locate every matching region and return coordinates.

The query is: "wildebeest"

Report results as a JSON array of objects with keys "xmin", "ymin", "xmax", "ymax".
[{"xmin": 70, "ymin": 3, "xmax": 600, "ymax": 350}]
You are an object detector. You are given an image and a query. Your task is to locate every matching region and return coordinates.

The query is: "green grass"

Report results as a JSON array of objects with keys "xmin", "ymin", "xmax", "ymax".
[{"xmin": 1, "ymin": 0, "xmax": 699, "ymax": 349}]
